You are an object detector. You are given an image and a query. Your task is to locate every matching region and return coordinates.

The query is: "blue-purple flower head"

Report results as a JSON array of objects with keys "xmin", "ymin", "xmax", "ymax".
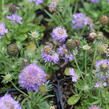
[
  {"xmin": 0, "ymin": 24, "xmax": 8, "ymax": 36},
  {"xmin": 72, "ymin": 13, "xmax": 93, "ymax": 29},
  {"xmin": 88, "ymin": 105, "xmax": 101, "ymax": 109},
  {"xmin": 42, "ymin": 45, "xmax": 59, "ymax": 64},
  {"xmin": 95, "ymin": 81, "xmax": 107, "ymax": 88},
  {"xmin": 6, "ymin": 14, "xmax": 22, "ymax": 24},
  {"xmin": 57, "ymin": 45, "xmax": 74, "ymax": 62},
  {"xmin": 0, "ymin": 94, "xmax": 22, "ymax": 109},
  {"xmin": 96, "ymin": 59, "xmax": 109, "ymax": 71},
  {"xmin": 28, "ymin": 0, "xmax": 44, "ymax": 5},
  {"xmin": 90, "ymin": 0, "xmax": 99, "ymax": 3},
  {"xmin": 19, "ymin": 64, "xmax": 47, "ymax": 92},
  {"xmin": 51, "ymin": 26, "xmax": 68, "ymax": 42},
  {"xmin": 68, "ymin": 68, "xmax": 78, "ymax": 82}
]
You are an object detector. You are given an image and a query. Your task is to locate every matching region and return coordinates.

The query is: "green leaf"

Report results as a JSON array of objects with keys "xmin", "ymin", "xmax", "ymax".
[{"xmin": 67, "ymin": 94, "xmax": 80, "ymax": 105}]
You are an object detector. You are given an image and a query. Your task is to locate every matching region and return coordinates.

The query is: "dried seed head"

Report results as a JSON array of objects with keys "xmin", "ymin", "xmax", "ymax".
[
  {"xmin": 66, "ymin": 39, "xmax": 80, "ymax": 49},
  {"xmin": 7, "ymin": 43, "xmax": 19, "ymax": 56},
  {"xmin": 100, "ymin": 16, "xmax": 109, "ymax": 24},
  {"xmin": 8, "ymin": 4, "xmax": 19, "ymax": 13},
  {"xmin": 88, "ymin": 32, "xmax": 97, "ymax": 41}
]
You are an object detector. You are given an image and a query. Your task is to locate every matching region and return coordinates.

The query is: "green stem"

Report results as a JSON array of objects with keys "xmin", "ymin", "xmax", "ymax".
[
  {"xmin": 11, "ymin": 81, "xmax": 28, "ymax": 97},
  {"xmin": 74, "ymin": 0, "xmax": 79, "ymax": 13},
  {"xmin": 2, "ymin": 0, "xmax": 4, "ymax": 19},
  {"xmin": 85, "ymin": 51, "xmax": 87, "ymax": 73},
  {"xmin": 91, "ymin": 46, "xmax": 97, "ymax": 71},
  {"xmin": 74, "ymin": 56, "xmax": 81, "ymax": 72}
]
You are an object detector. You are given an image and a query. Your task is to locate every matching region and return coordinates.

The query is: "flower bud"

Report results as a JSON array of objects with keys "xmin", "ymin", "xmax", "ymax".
[
  {"xmin": 97, "ymin": 44, "xmax": 108, "ymax": 53},
  {"xmin": 2, "ymin": 74, "xmax": 12, "ymax": 83},
  {"xmin": 83, "ymin": 45, "xmax": 91, "ymax": 50}
]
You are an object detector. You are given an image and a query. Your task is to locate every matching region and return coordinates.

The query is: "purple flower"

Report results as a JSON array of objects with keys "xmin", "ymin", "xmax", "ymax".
[
  {"xmin": 42, "ymin": 45, "xmax": 59, "ymax": 64},
  {"xmin": 0, "ymin": 24, "xmax": 8, "ymax": 36},
  {"xmin": 6, "ymin": 14, "xmax": 22, "ymax": 24},
  {"xmin": 88, "ymin": 105, "xmax": 101, "ymax": 109},
  {"xmin": 28, "ymin": 0, "xmax": 44, "ymax": 5},
  {"xmin": 72, "ymin": 13, "xmax": 92, "ymax": 29},
  {"xmin": 68, "ymin": 68, "xmax": 78, "ymax": 82},
  {"xmin": 57, "ymin": 45, "xmax": 74, "ymax": 62},
  {"xmin": 65, "ymin": 54, "xmax": 74, "ymax": 62},
  {"xmin": 19, "ymin": 64, "xmax": 47, "ymax": 92},
  {"xmin": 0, "ymin": 94, "xmax": 22, "ymax": 109},
  {"xmin": 51, "ymin": 27, "xmax": 68, "ymax": 42},
  {"xmin": 57, "ymin": 45, "xmax": 67, "ymax": 56},
  {"xmin": 108, "ymin": 0, "xmax": 109, "ymax": 3},
  {"xmin": 90, "ymin": 0, "xmax": 99, "ymax": 3},
  {"xmin": 95, "ymin": 81, "xmax": 107, "ymax": 88},
  {"xmin": 95, "ymin": 59, "xmax": 109, "ymax": 71}
]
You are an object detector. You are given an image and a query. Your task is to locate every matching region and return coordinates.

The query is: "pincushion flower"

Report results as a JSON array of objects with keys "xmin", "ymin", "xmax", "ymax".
[
  {"xmin": 90, "ymin": 0, "xmax": 99, "ymax": 3},
  {"xmin": 0, "ymin": 94, "xmax": 22, "ymax": 109},
  {"xmin": 42, "ymin": 45, "xmax": 59, "ymax": 64},
  {"xmin": 19, "ymin": 64, "xmax": 47, "ymax": 91},
  {"xmin": 57, "ymin": 45, "xmax": 74, "ymax": 62},
  {"xmin": 28, "ymin": 0, "xmax": 44, "ymax": 5},
  {"xmin": 72, "ymin": 13, "xmax": 92, "ymax": 29},
  {"xmin": 68, "ymin": 68, "xmax": 78, "ymax": 82},
  {"xmin": 51, "ymin": 26, "xmax": 68, "ymax": 42},
  {"xmin": 6, "ymin": 14, "xmax": 22, "ymax": 24},
  {"xmin": 88, "ymin": 105, "xmax": 101, "ymax": 109},
  {"xmin": 0, "ymin": 24, "xmax": 8, "ymax": 36},
  {"xmin": 95, "ymin": 81, "xmax": 107, "ymax": 88}
]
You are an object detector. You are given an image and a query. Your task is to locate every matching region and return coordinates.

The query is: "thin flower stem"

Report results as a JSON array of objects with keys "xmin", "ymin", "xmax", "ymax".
[
  {"xmin": 85, "ymin": 51, "xmax": 87, "ymax": 73},
  {"xmin": 11, "ymin": 81, "xmax": 28, "ymax": 97},
  {"xmin": 2, "ymin": 0, "xmax": 4, "ymax": 20},
  {"xmin": 91, "ymin": 46, "xmax": 97, "ymax": 71},
  {"xmin": 74, "ymin": 56, "xmax": 81, "ymax": 72}
]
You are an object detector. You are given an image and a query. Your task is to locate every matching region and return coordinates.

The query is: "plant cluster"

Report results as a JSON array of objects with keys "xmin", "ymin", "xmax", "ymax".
[{"xmin": 0, "ymin": 0, "xmax": 109, "ymax": 109}]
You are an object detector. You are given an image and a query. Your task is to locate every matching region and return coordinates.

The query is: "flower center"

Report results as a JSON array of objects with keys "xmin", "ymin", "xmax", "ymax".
[
  {"xmin": 5, "ymin": 101, "xmax": 15, "ymax": 109},
  {"xmin": 57, "ymin": 29, "xmax": 64, "ymax": 36},
  {"xmin": 44, "ymin": 46, "xmax": 52, "ymax": 54}
]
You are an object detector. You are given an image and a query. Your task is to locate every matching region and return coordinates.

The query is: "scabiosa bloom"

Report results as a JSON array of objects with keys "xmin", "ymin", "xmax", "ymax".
[
  {"xmin": 95, "ymin": 59, "xmax": 109, "ymax": 71},
  {"xmin": 68, "ymin": 68, "xmax": 78, "ymax": 82},
  {"xmin": 0, "ymin": 94, "xmax": 22, "ymax": 109},
  {"xmin": 89, "ymin": 0, "xmax": 99, "ymax": 3},
  {"xmin": 95, "ymin": 81, "xmax": 107, "ymax": 88},
  {"xmin": 28, "ymin": 0, "xmax": 44, "ymax": 5},
  {"xmin": 0, "ymin": 24, "xmax": 8, "ymax": 36},
  {"xmin": 57, "ymin": 45, "xmax": 74, "ymax": 62},
  {"xmin": 51, "ymin": 26, "xmax": 68, "ymax": 42},
  {"xmin": 88, "ymin": 105, "xmax": 101, "ymax": 109},
  {"xmin": 6, "ymin": 14, "xmax": 22, "ymax": 24},
  {"xmin": 42, "ymin": 45, "xmax": 59, "ymax": 64},
  {"xmin": 19, "ymin": 64, "xmax": 47, "ymax": 91},
  {"xmin": 72, "ymin": 13, "xmax": 92, "ymax": 29}
]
